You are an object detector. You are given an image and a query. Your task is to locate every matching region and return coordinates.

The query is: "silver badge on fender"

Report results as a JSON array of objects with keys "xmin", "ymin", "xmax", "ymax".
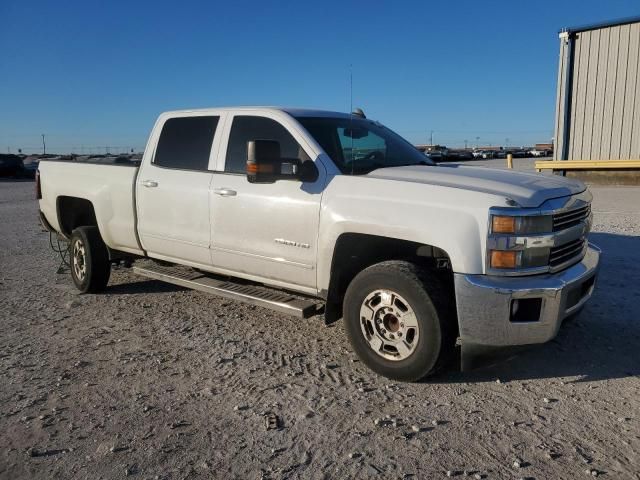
[{"xmin": 274, "ymin": 238, "xmax": 310, "ymax": 249}]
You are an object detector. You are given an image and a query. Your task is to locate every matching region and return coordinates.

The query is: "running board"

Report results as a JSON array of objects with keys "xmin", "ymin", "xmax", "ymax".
[{"xmin": 132, "ymin": 263, "xmax": 321, "ymax": 318}]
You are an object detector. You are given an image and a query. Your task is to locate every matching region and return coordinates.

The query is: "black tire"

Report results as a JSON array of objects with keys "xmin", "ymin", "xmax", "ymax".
[
  {"xmin": 343, "ymin": 260, "xmax": 455, "ymax": 382},
  {"xmin": 70, "ymin": 226, "xmax": 111, "ymax": 293}
]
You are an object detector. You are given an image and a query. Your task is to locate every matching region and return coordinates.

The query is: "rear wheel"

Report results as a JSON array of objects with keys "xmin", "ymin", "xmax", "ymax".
[
  {"xmin": 70, "ymin": 226, "xmax": 111, "ymax": 293},
  {"xmin": 343, "ymin": 261, "xmax": 455, "ymax": 382}
]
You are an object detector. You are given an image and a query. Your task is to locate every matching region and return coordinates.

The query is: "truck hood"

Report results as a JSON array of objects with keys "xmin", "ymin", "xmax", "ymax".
[{"xmin": 366, "ymin": 164, "xmax": 586, "ymax": 208}]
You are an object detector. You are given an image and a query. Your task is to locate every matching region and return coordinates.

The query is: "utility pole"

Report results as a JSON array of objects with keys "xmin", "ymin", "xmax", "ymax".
[
  {"xmin": 429, "ymin": 130, "xmax": 434, "ymax": 146},
  {"xmin": 505, "ymin": 138, "xmax": 510, "ymax": 148},
  {"xmin": 464, "ymin": 139, "xmax": 468, "ymax": 150},
  {"xmin": 475, "ymin": 136, "xmax": 480, "ymax": 148},
  {"xmin": 41, "ymin": 134, "xmax": 46, "ymax": 155}
]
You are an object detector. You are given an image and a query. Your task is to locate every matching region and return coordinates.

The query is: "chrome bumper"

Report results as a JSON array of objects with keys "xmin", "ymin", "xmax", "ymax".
[{"xmin": 454, "ymin": 244, "xmax": 600, "ymax": 355}]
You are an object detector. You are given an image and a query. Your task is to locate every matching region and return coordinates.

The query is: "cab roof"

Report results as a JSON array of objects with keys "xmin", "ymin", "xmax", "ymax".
[{"xmin": 161, "ymin": 106, "xmax": 354, "ymax": 119}]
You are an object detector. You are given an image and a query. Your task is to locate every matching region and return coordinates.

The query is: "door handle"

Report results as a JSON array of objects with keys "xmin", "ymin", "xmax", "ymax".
[
  {"xmin": 142, "ymin": 180, "xmax": 158, "ymax": 188},
  {"xmin": 214, "ymin": 188, "xmax": 237, "ymax": 197}
]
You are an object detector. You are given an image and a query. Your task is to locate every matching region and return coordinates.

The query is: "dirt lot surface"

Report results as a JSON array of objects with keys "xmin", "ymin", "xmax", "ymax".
[{"xmin": 1, "ymin": 178, "xmax": 639, "ymax": 479}]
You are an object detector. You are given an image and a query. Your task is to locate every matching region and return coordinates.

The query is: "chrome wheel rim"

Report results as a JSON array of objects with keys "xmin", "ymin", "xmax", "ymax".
[
  {"xmin": 72, "ymin": 239, "xmax": 87, "ymax": 282},
  {"xmin": 359, "ymin": 289, "xmax": 419, "ymax": 361}
]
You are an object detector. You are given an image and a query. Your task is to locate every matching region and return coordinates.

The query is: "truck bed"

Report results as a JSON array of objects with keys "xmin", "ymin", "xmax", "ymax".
[{"xmin": 38, "ymin": 159, "xmax": 143, "ymax": 256}]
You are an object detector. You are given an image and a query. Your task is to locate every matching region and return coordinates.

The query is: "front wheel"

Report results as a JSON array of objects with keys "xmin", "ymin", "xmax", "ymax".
[
  {"xmin": 70, "ymin": 226, "xmax": 111, "ymax": 293},
  {"xmin": 343, "ymin": 261, "xmax": 455, "ymax": 382}
]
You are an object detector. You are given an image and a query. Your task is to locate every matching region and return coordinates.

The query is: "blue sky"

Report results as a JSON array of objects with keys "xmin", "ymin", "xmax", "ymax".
[{"xmin": 1, "ymin": 0, "xmax": 639, "ymax": 154}]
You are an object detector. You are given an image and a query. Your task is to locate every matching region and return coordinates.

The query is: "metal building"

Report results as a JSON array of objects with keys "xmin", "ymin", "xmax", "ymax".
[{"xmin": 554, "ymin": 16, "xmax": 640, "ymax": 162}]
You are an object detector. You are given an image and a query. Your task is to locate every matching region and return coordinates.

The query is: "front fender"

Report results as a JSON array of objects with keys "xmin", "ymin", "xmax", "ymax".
[{"xmin": 316, "ymin": 176, "xmax": 499, "ymax": 293}]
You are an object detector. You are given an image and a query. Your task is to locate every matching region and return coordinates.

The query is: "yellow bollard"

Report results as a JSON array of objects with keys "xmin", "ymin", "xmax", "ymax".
[{"xmin": 507, "ymin": 153, "xmax": 513, "ymax": 169}]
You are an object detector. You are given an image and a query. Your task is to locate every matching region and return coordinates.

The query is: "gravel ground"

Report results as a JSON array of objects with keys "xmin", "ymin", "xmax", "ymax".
[{"xmin": 1, "ymin": 178, "xmax": 639, "ymax": 480}]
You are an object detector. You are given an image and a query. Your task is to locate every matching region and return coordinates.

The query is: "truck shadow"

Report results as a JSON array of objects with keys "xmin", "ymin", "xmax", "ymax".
[
  {"xmin": 105, "ymin": 279, "xmax": 187, "ymax": 295},
  {"xmin": 0, "ymin": 177, "xmax": 35, "ymax": 183},
  {"xmin": 435, "ymin": 232, "xmax": 640, "ymax": 384}
]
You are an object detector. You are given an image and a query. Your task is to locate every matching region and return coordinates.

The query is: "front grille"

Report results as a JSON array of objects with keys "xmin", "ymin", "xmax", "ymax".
[
  {"xmin": 549, "ymin": 238, "xmax": 586, "ymax": 267},
  {"xmin": 553, "ymin": 204, "xmax": 590, "ymax": 231}
]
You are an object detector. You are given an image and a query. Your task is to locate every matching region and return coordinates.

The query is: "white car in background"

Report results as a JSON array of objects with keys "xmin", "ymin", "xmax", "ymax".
[{"xmin": 530, "ymin": 149, "xmax": 551, "ymax": 157}]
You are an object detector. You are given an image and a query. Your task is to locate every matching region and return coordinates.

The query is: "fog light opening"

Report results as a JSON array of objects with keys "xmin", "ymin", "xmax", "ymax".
[{"xmin": 510, "ymin": 298, "xmax": 542, "ymax": 323}]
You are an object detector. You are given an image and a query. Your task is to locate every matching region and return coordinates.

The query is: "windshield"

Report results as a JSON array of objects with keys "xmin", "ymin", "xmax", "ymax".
[{"xmin": 295, "ymin": 116, "xmax": 434, "ymax": 175}]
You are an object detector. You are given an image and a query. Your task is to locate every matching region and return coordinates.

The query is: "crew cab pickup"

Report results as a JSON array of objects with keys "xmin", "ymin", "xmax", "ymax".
[{"xmin": 37, "ymin": 107, "xmax": 600, "ymax": 381}]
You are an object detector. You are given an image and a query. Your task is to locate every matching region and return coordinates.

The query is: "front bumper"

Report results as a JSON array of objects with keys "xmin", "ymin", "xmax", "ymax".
[{"xmin": 454, "ymin": 244, "xmax": 600, "ymax": 367}]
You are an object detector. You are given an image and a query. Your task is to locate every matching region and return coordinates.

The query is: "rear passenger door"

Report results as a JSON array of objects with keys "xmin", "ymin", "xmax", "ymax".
[{"xmin": 136, "ymin": 114, "xmax": 222, "ymax": 266}]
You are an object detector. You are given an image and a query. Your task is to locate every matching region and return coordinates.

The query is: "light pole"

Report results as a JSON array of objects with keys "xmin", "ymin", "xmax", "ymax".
[{"xmin": 41, "ymin": 134, "xmax": 46, "ymax": 155}]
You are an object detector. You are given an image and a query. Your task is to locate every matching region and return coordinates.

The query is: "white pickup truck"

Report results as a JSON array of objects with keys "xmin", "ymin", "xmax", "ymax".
[{"xmin": 37, "ymin": 107, "xmax": 600, "ymax": 381}]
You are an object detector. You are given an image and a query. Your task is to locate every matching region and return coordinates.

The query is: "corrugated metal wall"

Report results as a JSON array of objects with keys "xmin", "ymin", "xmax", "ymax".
[{"xmin": 554, "ymin": 21, "xmax": 640, "ymax": 160}]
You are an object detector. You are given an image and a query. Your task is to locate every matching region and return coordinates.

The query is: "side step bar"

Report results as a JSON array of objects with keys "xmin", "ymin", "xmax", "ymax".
[{"xmin": 133, "ymin": 263, "xmax": 321, "ymax": 318}]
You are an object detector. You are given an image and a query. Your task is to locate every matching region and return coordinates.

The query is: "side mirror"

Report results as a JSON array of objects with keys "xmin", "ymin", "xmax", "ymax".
[
  {"xmin": 298, "ymin": 159, "xmax": 319, "ymax": 183},
  {"xmin": 246, "ymin": 140, "xmax": 283, "ymax": 183},
  {"xmin": 246, "ymin": 140, "xmax": 318, "ymax": 183}
]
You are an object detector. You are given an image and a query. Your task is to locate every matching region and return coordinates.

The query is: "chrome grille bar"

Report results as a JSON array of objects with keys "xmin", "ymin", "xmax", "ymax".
[
  {"xmin": 553, "ymin": 205, "xmax": 590, "ymax": 231},
  {"xmin": 550, "ymin": 238, "xmax": 586, "ymax": 267}
]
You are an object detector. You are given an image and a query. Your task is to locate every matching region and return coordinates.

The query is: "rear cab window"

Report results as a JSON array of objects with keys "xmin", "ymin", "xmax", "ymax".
[{"xmin": 154, "ymin": 116, "xmax": 219, "ymax": 171}]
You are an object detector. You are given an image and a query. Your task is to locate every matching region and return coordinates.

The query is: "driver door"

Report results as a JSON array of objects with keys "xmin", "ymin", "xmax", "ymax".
[{"xmin": 209, "ymin": 113, "xmax": 325, "ymax": 292}]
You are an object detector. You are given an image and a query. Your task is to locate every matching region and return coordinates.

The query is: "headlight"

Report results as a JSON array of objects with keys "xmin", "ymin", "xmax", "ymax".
[
  {"xmin": 489, "ymin": 247, "xmax": 550, "ymax": 269},
  {"xmin": 490, "ymin": 250, "xmax": 518, "ymax": 269},
  {"xmin": 491, "ymin": 214, "xmax": 553, "ymax": 234},
  {"xmin": 488, "ymin": 213, "xmax": 553, "ymax": 272}
]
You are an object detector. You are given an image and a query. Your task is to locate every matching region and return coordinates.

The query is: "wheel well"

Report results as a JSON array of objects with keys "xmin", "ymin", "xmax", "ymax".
[
  {"xmin": 324, "ymin": 233, "xmax": 454, "ymax": 324},
  {"xmin": 56, "ymin": 196, "xmax": 98, "ymax": 237}
]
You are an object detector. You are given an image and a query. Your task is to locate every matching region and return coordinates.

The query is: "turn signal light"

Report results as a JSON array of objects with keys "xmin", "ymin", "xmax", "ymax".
[
  {"xmin": 490, "ymin": 250, "xmax": 518, "ymax": 269},
  {"xmin": 246, "ymin": 162, "xmax": 274, "ymax": 174},
  {"xmin": 492, "ymin": 215, "xmax": 516, "ymax": 234}
]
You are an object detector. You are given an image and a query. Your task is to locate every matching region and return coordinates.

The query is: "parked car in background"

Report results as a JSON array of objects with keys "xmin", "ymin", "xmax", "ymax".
[
  {"xmin": 449, "ymin": 150, "xmax": 474, "ymax": 160},
  {"xmin": 472, "ymin": 150, "xmax": 496, "ymax": 159},
  {"xmin": 530, "ymin": 148, "xmax": 551, "ymax": 157},
  {"xmin": 495, "ymin": 150, "xmax": 507, "ymax": 159},
  {"xmin": 0, "ymin": 154, "xmax": 24, "ymax": 177},
  {"xmin": 21, "ymin": 157, "xmax": 40, "ymax": 178},
  {"xmin": 424, "ymin": 150, "xmax": 443, "ymax": 161},
  {"xmin": 424, "ymin": 146, "xmax": 449, "ymax": 161}
]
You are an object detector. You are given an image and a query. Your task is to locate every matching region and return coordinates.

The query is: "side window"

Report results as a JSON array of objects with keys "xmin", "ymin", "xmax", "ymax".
[
  {"xmin": 154, "ymin": 116, "xmax": 219, "ymax": 170},
  {"xmin": 225, "ymin": 116, "xmax": 308, "ymax": 173}
]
